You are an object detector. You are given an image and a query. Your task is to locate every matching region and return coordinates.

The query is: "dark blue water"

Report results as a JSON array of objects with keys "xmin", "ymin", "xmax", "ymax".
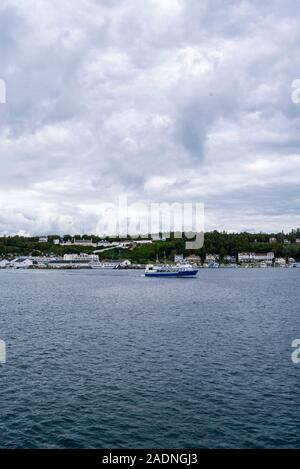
[{"xmin": 0, "ymin": 268, "xmax": 300, "ymax": 448}]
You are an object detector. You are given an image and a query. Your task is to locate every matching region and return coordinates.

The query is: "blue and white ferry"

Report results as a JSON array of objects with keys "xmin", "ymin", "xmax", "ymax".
[{"xmin": 145, "ymin": 264, "xmax": 198, "ymax": 278}]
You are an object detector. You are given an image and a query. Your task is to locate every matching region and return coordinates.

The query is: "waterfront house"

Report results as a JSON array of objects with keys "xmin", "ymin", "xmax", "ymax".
[
  {"xmin": 185, "ymin": 255, "xmax": 201, "ymax": 265},
  {"xmin": 274, "ymin": 257, "xmax": 286, "ymax": 267},
  {"xmin": 49, "ymin": 258, "xmax": 92, "ymax": 269},
  {"xmin": 93, "ymin": 259, "xmax": 132, "ymax": 269},
  {"xmin": 118, "ymin": 259, "xmax": 132, "ymax": 267},
  {"xmin": 11, "ymin": 258, "xmax": 34, "ymax": 269},
  {"xmin": 238, "ymin": 252, "xmax": 274, "ymax": 263},
  {"xmin": 238, "ymin": 252, "xmax": 256, "ymax": 262},
  {"xmin": 254, "ymin": 252, "xmax": 274, "ymax": 262},
  {"xmin": 205, "ymin": 254, "xmax": 219, "ymax": 263}
]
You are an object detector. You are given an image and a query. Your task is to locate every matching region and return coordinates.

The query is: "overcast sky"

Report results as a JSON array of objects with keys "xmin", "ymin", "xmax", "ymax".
[{"xmin": 0, "ymin": 0, "xmax": 300, "ymax": 235}]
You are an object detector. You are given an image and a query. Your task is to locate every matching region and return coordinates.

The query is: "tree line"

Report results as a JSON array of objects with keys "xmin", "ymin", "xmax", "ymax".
[{"xmin": 0, "ymin": 230, "xmax": 299, "ymax": 262}]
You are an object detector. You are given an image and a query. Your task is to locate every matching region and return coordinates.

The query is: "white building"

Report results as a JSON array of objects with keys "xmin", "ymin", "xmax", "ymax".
[
  {"xmin": 92, "ymin": 259, "xmax": 131, "ymax": 269},
  {"xmin": 119, "ymin": 259, "xmax": 131, "ymax": 267},
  {"xmin": 238, "ymin": 252, "xmax": 274, "ymax": 263},
  {"xmin": 275, "ymin": 257, "xmax": 286, "ymax": 266},
  {"xmin": 254, "ymin": 252, "xmax": 274, "ymax": 262},
  {"xmin": 97, "ymin": 241, "xmax": 132, "ymax": 249},
  {"xmin": 63, "ymin": 254, "xmax": 99, "ymax": 262},
  {"xmin": 206, "ymin": 254, "xmax": 219, "ymax": 262},
  {"xmin": 74, "ymin": 239, "xmax": 97, "ymax": 247},
  {"xmin": 97, "ymin": 240, "xmax": 119, "ymax": 247},
  {"xmin": 269, "ymin": 237, "xmax": 277, "ymax": 243},
  {"xmin": 53, "ymin": 239, "xmax": 60, "ymax": 245},
  {"xmin": 185, "ymin": 255, "xmax": 201, "ymax": 265},
  {"xmin": 62, "ymin": 239, "xmax": 97, "ymax": 247},
  {"xmin": 39, "ymin": 237, "xmax": 48, "ymax": 243},
  {"xmin": 238, "ymin": 253, "xmax": 255, "ymax": 262},
  {"xmin": 118, "ymin": 242, "xmax": 133, "ymax": 248},
  {"xmin": 152, "ymin": 234, "xmax": 167, "ymax": 241},
  {"xmin": 11, "ymin": 258, "xmax": 34, "ymax": 269}
]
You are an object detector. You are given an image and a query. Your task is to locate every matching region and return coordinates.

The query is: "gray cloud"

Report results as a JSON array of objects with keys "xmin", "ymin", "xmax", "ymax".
[{"xmin": 0, "ymin": 0, "xmax": 300, "ymax": 235}]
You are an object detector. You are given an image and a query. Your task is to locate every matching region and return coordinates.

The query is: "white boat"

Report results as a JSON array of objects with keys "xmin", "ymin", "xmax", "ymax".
[
  {"xmin": 145, "ymin": 264, "xmax": 198, "ymax": 278},
  {"xmin": 206, "ymin": 261, "xmax": 219, "ymax": 268},
  {"xmin": 289, "ymin": 262, "xmax": 300, "ymax": 268},
  {"xmin": 91, "ymin": 262, "xmax": 119, "ymax": 269}
]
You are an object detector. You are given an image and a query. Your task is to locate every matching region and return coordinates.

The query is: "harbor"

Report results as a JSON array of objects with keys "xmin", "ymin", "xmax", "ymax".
[
  {"xmin": 1, "ymin": 232, "xmax": 300, "ymax": 271},
  {"xmin": 0, "ymin": 252, "xmax": 299, "ymax": 270}
]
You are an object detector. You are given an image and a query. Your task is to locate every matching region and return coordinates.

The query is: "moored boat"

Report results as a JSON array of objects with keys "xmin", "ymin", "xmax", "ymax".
[{"xmin": 91, "ymin": 262, "xmax": 119, "ymax": 269}]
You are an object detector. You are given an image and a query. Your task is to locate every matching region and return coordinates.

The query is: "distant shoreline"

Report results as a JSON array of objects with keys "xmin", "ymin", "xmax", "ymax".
[{"xmin": 1, "ymin": 264, "xmax": 299, "ymax": 271}]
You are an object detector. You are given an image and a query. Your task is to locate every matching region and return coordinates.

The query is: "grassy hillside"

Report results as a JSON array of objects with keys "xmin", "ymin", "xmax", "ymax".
[{"xmin": 1, "ymin": 230, "xmax": 300, "ymax": 261}]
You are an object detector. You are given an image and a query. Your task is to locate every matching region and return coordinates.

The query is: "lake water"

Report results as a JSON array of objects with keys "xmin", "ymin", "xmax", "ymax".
[{"xmin": 0, "ymin": 268, "xmax": 299, "ymax": 448}]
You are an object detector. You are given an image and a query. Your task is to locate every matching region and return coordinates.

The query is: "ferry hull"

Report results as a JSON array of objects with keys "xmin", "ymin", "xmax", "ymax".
[{"xmin": 145, "ymin": 270, "xmax": 198, "ymax": 278}]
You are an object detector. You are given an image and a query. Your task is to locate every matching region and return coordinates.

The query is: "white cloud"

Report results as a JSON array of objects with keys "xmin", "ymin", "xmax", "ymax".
[{"xmin": 0, "ymin": 0, "xmax": 300, "ymax": 234}]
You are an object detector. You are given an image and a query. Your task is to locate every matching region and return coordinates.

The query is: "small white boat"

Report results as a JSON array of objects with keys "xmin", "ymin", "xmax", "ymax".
[{"xmin": 208, "ymin": 261, "xmax": 219, "ymax": 268}]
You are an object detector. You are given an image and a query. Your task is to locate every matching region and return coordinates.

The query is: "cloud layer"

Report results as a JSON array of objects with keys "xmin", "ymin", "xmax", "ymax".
[{"xmin": 0, "ymin": 0, "xmax": 300, "ymax": 235}]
